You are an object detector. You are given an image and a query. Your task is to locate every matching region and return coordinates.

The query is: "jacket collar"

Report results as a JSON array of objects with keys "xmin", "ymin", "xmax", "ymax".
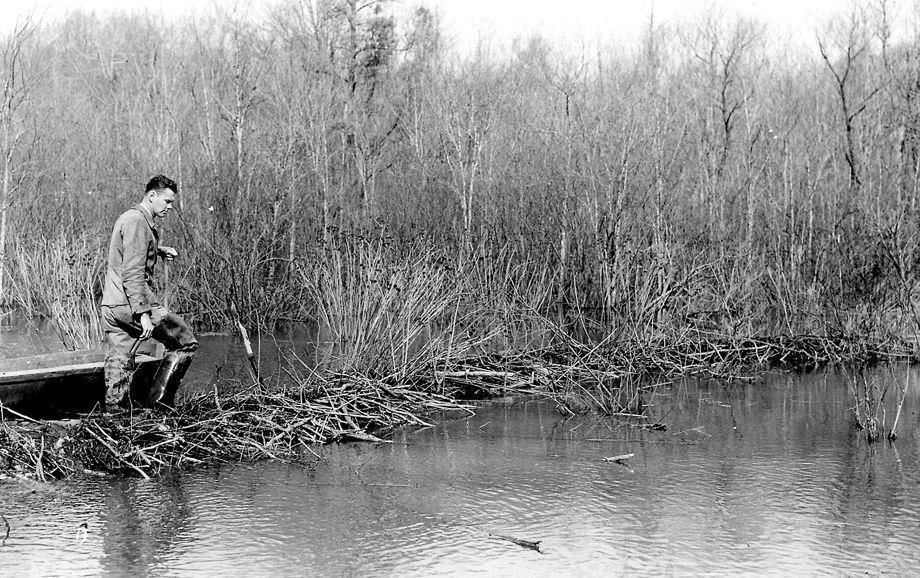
[{"xmin": 132, "ymin": 203, "xmax": 157, "ymax": 230}]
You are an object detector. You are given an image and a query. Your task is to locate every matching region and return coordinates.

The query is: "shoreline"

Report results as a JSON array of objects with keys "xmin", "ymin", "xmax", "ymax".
[{"xmin": 1, "ymin": 330, "xmax": 914, "ymax": 482}]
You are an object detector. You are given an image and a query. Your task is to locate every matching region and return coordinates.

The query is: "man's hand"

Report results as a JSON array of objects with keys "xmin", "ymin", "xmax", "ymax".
[
  {"xmin": 158, "ymin": 245, "xmax": 179, "ymax": 262},
  {"xmin": 140, "ymin": 312, "xmax": 154, "ymax": 340}
]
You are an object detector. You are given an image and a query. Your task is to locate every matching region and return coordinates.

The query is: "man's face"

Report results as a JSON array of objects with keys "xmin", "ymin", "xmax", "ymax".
[{"xmin": 149, "ymin": 189, "xmax": 176, "ymax": 218}]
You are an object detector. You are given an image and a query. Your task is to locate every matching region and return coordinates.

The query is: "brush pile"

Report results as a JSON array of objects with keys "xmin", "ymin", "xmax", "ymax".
[
  {"xmin": 1, "ymin": 378, "xmax": 465, "ymax": 480},
  {"xmin": 0, "ymin": 327, "xmax": 913, "ymax": 481},
  {"xmin": 0, "ymin": 353, "xmax": 561, "ymax": 480}
]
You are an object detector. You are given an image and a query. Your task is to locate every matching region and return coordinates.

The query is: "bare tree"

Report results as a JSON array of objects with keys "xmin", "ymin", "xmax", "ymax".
[
  {"xmin": 683, "ymin": 13, "xmax": 762, "ymax": 256},
  {"xmin": 434, "ymin": 58, "xmax": 505, "ymax": 253},
  {"xmin": 0, "ymin": 17, "xmax": 37, "ymax": 305},
  {"xmin": 817, "ymin": 9, "xmax": 883, "ymax": 189}
]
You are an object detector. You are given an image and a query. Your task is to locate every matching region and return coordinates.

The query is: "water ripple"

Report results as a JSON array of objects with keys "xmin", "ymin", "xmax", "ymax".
[{"xmin": 3, "ymin": 368, "xmax": 920, "ymax": 575}]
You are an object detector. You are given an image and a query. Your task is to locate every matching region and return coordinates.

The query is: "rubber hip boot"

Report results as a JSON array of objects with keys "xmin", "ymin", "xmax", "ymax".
[
  {"xmin": 103, "ymin": 354, "xmax": 133, "ymax": 410},
  {"xmin": 148, "ymin": 350, "xmax": 195, "ymax": 406}
]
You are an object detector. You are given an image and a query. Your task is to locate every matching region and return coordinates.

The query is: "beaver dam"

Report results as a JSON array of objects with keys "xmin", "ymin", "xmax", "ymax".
[
  {"xmin": 1, "ymin": 331, "xmax": 913, "ymax": 481},
  {"xmin": 5, "ymin": 367, "xmax": 919, "ymax": 575}
]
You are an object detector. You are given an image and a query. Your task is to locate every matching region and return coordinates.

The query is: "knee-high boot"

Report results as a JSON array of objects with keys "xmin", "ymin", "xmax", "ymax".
[{"xmin": 148, "ymin": 349, "xmax": 195, "ymax": 406}]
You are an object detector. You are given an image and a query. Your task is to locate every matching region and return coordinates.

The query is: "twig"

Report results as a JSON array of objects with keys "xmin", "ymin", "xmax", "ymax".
[
  {"xmin": 889, "ymin": 367, "xmax": 910, "ymax": 441},
  {"xmin": 84, "ymin": 425, "xmax": 150, "ymax": 480},
  {"xmin": 0, "ymin": 402, "xmax": 41, "ymax": 424}
]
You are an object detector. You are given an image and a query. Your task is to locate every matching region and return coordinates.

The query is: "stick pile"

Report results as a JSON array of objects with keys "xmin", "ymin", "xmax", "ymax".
[
  {"xmin": 2, "ymin": 375, "xmax": 476, "ymax": 480},
  {"xmin": 0, "ymin": 330, "xmax": 910, "ymax": 481}
]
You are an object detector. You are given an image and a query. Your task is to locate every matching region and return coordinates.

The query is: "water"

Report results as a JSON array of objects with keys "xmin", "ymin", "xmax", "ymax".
[{"xmin": 2, "ymin": 329, "xmax": 920, "ymax": 575}]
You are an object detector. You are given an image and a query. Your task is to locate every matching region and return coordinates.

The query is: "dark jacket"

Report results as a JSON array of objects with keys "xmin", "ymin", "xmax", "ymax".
[{"xmin": 101, "ymin": 204, "xmax": 160, "ymax": 315}]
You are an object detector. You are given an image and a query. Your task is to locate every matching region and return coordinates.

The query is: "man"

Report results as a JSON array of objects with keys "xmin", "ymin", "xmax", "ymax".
[{"xmin": 101, "ymin": 174, "xmax": 198, "ymax": 408}]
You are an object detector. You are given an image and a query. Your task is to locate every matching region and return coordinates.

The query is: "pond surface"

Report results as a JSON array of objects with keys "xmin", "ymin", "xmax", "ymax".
[{"xmin": 1, "ymin": 329, "xmax": 920, "ymax": 575}]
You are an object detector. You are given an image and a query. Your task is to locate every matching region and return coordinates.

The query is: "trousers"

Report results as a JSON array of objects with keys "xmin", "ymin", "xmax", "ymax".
[{"xmin": 101, "ymin": 304, "xmax": 198, "ymax": 356}]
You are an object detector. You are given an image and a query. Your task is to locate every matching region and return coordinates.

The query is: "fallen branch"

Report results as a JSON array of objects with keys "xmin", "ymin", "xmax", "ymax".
[
  {"xmin": 0, "ymin": 402, "xmax": 41, "ymax": 424},
  {"xmin": 83, "ymin": 425, "xmax": 150, "ymax": 480},
  {"xmin": 436, "ymin": 370, "xmax": 522, "ymax": 379},
  {"xmin": 602, "ymin": 453, "xmax": 635, "ymax": 463},
  {"xmin": 341, "ymin": 430, "xmax": 392, "ymax": 443},
  {"xmin": 489, "ymin": 532, "xmax": 542, "ymax": 552}
]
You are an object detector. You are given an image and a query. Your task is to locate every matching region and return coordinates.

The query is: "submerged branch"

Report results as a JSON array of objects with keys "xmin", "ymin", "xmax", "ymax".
[{"xmin": 488, "ymin": 533, "xmax": 543, "ymax": 552}]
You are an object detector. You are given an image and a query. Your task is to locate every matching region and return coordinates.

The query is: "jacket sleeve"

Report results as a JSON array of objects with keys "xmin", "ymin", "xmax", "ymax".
[{"xmin": 120, "ymin": 216, "xmax": 151, "ymax": 316}]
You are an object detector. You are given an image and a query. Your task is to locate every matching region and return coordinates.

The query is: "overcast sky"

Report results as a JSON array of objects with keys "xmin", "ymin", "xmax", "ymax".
[
  {"xmin": 0, "ymin": 0, "xmax": 897, "ymax": 50},
  {"xmin": 430, "ymin": 0, "xmax": 848, "ymax": 40}
]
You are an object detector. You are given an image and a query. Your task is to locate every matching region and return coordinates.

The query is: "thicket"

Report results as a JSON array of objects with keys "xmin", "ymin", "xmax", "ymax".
[
  {"xmin": 7, "ymin": 2, "xmax": 920, "ymax": 478},
  {"xmin": 1, "ymin": 0, "xmax": 919, "ymax": 358}
]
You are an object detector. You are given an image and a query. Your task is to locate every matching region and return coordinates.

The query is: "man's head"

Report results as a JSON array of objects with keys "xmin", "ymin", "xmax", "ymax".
[{"xmin": 143, "ymin": 174, "xmax": 178, "ymax": 219}]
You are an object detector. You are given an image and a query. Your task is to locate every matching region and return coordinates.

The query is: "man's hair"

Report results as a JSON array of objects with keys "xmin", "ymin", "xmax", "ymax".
[{"xmin": 145, "ymin": 174, "xmax": 178, "ymax": 194}]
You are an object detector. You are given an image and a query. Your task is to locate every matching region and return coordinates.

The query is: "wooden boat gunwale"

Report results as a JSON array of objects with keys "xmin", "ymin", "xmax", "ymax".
[
  {"xmin": 0, "ymin": 361, "xmax": 101, "ymax": 383},
  {"xmin": 0, "ymin": 348, "xmax": 164, "ymax": 417},
  {"xmin": 0, "ymin": 349, "xmax": 162, "ymax": 386}
]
